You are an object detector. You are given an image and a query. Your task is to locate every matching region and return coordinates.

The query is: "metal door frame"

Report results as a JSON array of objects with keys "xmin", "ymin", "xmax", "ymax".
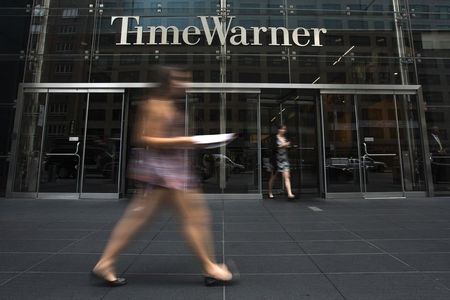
[
  {"xmin": 7, "ymin": 83, "xmax": 430, "ymax": 200},
  {"xmin": 320, "ymin": 87, "xmax": 431, "ymax": 199},
  {"xmin": 6, "ymin": 86, "xmax": 125, "ymax": 199}
]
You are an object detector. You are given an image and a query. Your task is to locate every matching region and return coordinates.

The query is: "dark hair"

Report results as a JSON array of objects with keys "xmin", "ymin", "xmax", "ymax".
[
  {"xmin": 148, "ymin": 65, "xmax": 187, "ymax": 97},
  {"xmin": 278, "ymin": 124, "xmax": 286, "ymax": 130}
]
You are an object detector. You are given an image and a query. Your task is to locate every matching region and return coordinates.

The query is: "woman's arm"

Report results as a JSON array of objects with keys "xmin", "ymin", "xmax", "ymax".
[
  {"xmin": 134, "ymin": 100, "xmax": 195, "ymax": 149},
  {"xmin": 140, "ymin": 136, "xmax": 194, "ymax": 148},
  {"xmin": 277, "ymin": 137, "xmax": 291, "ymax": 148}
]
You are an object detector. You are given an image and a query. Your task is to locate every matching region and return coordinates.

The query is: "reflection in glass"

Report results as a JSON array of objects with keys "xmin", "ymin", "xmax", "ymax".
[
  {"xmin": 13, "ymin": 93, "xmax": 46, "ymax": 193},
  {"xmin": 39, "ymin": 94, "xmax": 87, "ymax": 193},
  {"xmin": 188, "ymin": 93, "xmax": 260, "ymax": 194},
  {"xmin": 322, "ymin": 94, "xmax": 361, "ymax": 193},
  {"xmin": 358, "ymin": 94, "xmax": 403, "ymax": 193},
  {"xmin": 82, "ymin": 93, "xmax": 124, "ymax": 193}
]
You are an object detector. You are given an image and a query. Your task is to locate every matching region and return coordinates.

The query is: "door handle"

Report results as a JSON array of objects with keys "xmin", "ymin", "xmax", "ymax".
[
  {"xmin": 46, "ymin": 142, "xmax": 80, "ymax": 157},
  {"xmin": 363, "ymin": 142, "xmax": 397, "ymax": 157}
]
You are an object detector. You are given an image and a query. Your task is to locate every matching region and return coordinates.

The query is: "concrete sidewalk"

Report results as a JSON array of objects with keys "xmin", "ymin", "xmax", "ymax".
[{"xmin": 1, "ymin": 196, "xmax": 450, "ymax": 299}]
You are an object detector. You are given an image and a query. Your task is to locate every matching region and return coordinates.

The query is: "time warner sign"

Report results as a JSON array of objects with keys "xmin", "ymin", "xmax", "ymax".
[{"xmin": 111, "ymin": 16, "xmax": 327, "ymax": 47}]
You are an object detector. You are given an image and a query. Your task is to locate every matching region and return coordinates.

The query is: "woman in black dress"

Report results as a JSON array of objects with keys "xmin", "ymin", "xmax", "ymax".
[{"xmin": 268, "ymin": 125, "xmax": 295, "ymax": 199}]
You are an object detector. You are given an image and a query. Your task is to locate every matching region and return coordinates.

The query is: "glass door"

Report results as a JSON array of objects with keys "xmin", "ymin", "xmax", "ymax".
[
  {"xmin": 81, "ymin": 92, "xmax": 125, "ymax": 196},
  {"xmin": 10, "ymin": 89, "xmax": 124, "ymax": 198},
  {"xmin": 186, "ymin": 91, "xmax": 260, "ymax": 195},
  {"xmin": 38, "ymin": 93, "xmax": 87, "ymax": 195},
  {"xmin": 260, "ymin": 89, "xmax": 320, "ymax": 196},
  {"xmin": 357, "ymin": 94, "xmax": 404, "ymax": 197},
  {"xmin": 322, "ymin": 93, "xmax": 410, "ymax": 198}
]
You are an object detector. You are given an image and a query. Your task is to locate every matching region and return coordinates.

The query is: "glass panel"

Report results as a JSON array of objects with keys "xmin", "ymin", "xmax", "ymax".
[
  {"xmin": 426, "ymin": 106, "xmax": 450, "ymax": 193},
  {"xmin": 24, "ymin": 5, "xmax": 94, "ymax": 83},
  {"xmin": 39, "ymin": 93, "xmax": 87, "ymax": 193},
  {"xmin": 0, "ymin": 105, "xmax": 14, "ymax": 196},
  {"xmin": 13, "ymin": 93, "xmax": 46, "ymax": 193},
  {"xmin": 396, "ymin": 95, "xmax": 426, "ymax": 191},
  {"xmin": 188, "ymin": 93, "xmax": 222, "ymax": 193},
  {"xmin": 322, "ymin": 94, "xmax": 361, "ymax": 193},
  {"xmin": 82, "ymin": 93, "xmax": 123, "ymax": 193},
  {"xmin": 224, "ymin": 93, "xmax": 259, "ymax": 193},
  {"xmin": 187, "ymin": 92, "xmax": 260, "ymax": 194},
  {"xmin": 357, "ymin": 94, "xmax": 403, "ymax": 193},
  {"xmin": 283, "ymin": 91, "xmax": 319, "ymax": 194}
]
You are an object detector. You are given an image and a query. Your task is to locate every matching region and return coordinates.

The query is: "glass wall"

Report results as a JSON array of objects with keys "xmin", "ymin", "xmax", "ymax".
[
  {"xmin": 0, "ymin": 1, "xmax": 31, "ymax": 195},
  {"xmin": 6, "ymin": 0, "xmax": 450, "ymax": 196},
  {"xmin": 22, "ymin": 0, "xmax": 417, "ymax": 85},
  {"xmin": 322, "ymin": 92, "xmax": 425, "ymax": 196}
]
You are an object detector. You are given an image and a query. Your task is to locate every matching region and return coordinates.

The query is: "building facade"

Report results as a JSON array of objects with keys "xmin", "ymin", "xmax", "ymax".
[{"xmin": 2, "ymin": 0, "xmax": 450, "ymax": 199}]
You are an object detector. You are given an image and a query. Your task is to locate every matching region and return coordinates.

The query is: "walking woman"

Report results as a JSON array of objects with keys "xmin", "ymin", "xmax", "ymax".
[
  {"xmin": 91, "ymin": 66, "xmax": 235, "ymax": 287},
  {"xmin": 268, "ymin": 125, "xmax": 295, "ymax": 199}
]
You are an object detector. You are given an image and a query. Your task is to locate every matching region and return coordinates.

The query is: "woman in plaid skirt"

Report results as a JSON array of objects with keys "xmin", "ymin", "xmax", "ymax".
[{"xmin": 91, "ymin": 66, "xmax": 235, "ymax": 287}]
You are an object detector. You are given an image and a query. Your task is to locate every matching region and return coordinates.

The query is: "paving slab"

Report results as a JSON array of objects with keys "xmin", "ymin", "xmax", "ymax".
[
  {"xmin": 103, "ymin": 274, "xmax": 222, "ymax": 300},
  {"xmin": 226, "ymin": 274, "xmax": 344, "ymax": 300},
  {"xmin": 328, "ymin": 273, "xmax": 450, "ymax": 300},
  {"xmin": 0, "ymin": 273, "xmax": 109, "ymax": 300},
  {"xmin": 1, "ymin": 197, "xmax": 450, "ymax": 300},
  {"xmin": 310, "ymin": 254, "xmax": 414, "ymax": 273}
]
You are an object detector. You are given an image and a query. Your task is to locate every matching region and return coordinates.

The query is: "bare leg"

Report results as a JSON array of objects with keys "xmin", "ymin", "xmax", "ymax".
[
  {"xmin": 171, "ymin": 189, "xmax": 231, "ymax": 280},
  {"xmin": 282, "ymin": 171, "xmax": 295, "ymax": 198},
  {"xmin": 93, "ymin": 188, "xmax": 164, "ymax": 281},
  {"xmin": 268, "ymin": 172, "xmax": 277, "ymax": 197}
]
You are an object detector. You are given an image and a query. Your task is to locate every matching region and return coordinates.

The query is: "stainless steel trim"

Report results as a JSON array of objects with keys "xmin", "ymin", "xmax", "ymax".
[
  {"xmin": 37, "ymin": 193, "xmax": 79, "ymax": 200},
  {"xmin": 394, "ymin": 95, "xmax": 406, "ymax": 197},
  {"xmin": 417, "ymin": 88, "xmax": 433, "ymax": 196},
  {"xmin": 354, "ymin": 95, "xmax": 364, "ymax": 195},
  {"xmin": 220, "ymin": 92, "xmax": 226, "ymax": 191},
  {"xmin": 79, "ymin": 93, "xmax": 89, "ymax": 196},
  {"xmin": 29, "ymin": 89, "xmax": 126, "ymax": 94},
  {"xmin": 187, "ymin": 89, "xmax": 261, "ymax": 94},
  {"xmin": 23, "ymin": 88, "xmax": 48, "ymax": 93},
  {"xmin": 316, "ymin": 93, "xmax": 325, "ymax": 197},
  {"xmin": 257, "ymin": 93, "xmax": 262, "ymax": 194},
  {"xmin": 364, "ymin": 192, "xmax": 406, "ymax": 199},
  {"xmin": 36, "ymin": 92, "xmax": 48, "ymax": 196},
  {"xmin": 120, "ymin": 92, "xmax": 130, "ymax": 195},
  {"xmin": 320, "ymin": 88, "xmax": 419, "ymax": 94},
  {"xmin": 204, "ymin": 194, "xmax": 262, "ymax": 200},
  {"xmin": 319, "ymin": 94, "xmax": 328, "ymax": 196},
  {"xmin": 80, "ymin": 193, "xmax": 120, "ymax": 199},
  {"xmin": 118, "ymin": 93, "xmax": 125, "ymax": 195},
  {"xmin": 20, "ymin": 82, "xmax": 421, "ymax": 91},
  {"xmin": 7, "ymin": 86, "xmax": 27, "ymax": 195},
  {"xmin": 325, "ymin": 192, "xmax": 363, "ymax": 199}
]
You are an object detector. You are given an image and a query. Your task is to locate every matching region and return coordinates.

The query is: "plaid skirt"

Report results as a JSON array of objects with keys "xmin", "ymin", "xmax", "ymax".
[{"xmin": 127, "ymin": 148, "xmax": 197, "ymax": 191}]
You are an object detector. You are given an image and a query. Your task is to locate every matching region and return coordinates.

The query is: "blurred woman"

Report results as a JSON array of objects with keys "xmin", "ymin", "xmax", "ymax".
[
  {"xmin": 267, "ymin": 125, "xmax": 295, "ymax": 199},
  {"xmin": 91, "ymin": 66, "xmax": 234, "ymax": 287}
]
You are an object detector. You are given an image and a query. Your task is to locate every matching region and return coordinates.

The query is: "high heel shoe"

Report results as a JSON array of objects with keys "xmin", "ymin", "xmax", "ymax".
[
  {"xmin": 90, "ymin": 270, "xmax": 127, "ymax": 287},
  {"xmin": 268, "ymin": 194, "xmax": 274, "ymax": 199}
]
